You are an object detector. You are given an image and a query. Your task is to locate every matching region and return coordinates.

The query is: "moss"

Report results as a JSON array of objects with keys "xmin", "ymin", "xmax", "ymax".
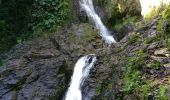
[
  {"xmin": 144, "ymin": 34, "xmax": 163, "ymax": 44},
  {"xmin": 68, "ymin": 32, "xmax": 76, "ymax": 43},
  {"xmin": 156, "ymin": 86, "xmax": 168, "ymax": 100},
  {"xmin": 165, "ymin": 37, "xmax": 170, "ymax": 50},
  {"xmin": 114, "ymin": 19, "xmax": 123, "ymax": 33},
  {"xmin": 128, "ymin": 33, "xmax": 140, "ymax": 44},
  {"xmin": 116, "ymin": 47, "xmax": 124, "ymax": 53},
  {"xmin": 124, "ymin": 71, "xmax": 141, "ymax": 93},
  {"xmin": 82, "ymin": 24, "xmax": 99, "ymax": 44},
  {"xmin": 150, "ymin": 60, "xmax": 162, "ymax": 69},
  {"xmin": 113, "ymin": 16, "xmax": 140, "ymax": 33},
  {"xmin": 95, "ymin": 80, "xmax": 102, "ymax": 96},
  {"xmin": 107, "ymin": 83, "xmax": 112, "ymax": 90},
  {"xmin": 140, "ymin": 82, "xmax": 153, "ymax": 100},
  {"xmin": 123, "ymin": 50, "xmax": 146, "ymax": 94}
]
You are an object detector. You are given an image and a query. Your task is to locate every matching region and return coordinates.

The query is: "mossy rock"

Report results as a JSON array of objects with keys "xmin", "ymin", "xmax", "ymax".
[
  {"xmin": 82, "ymin": 23, "xmax": 100, "ymax": 44},
  {"xmin": 128, "ymin": 33, "xmax": 140, "ymax": 44}
]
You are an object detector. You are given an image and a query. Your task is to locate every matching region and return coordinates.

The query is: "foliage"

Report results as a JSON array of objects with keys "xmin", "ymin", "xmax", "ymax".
[
  {"xmin": 155, "ymin": 8, "xmax": 170, "ymax": 50},
  {"xmin": 112, "ymin": 16, "xmax": 140, "ymax": 40},
  {"xmin": 116, "ymin": 47, "xmax": 124, "ymax": 52},
  {"xmin": 98, "ymin": 0, "xmax": 141, "ymax": 18},
  {"xmin": 128, "ymin": 33, "xmax": 140, "ymax": 44},
  {"xmin": 124, "ymin": 50, "xmax": 146, "ymax": 93},
  {"xmin": 144, "ymin": 33, "xmax": 163, "ymax": 44},
  {"xmin": 124, "ymin": 70, "xmax": 141, "ymax": 94},
  {"xmin": 162, "ymin": 5, "xmax": 170, "ymax": 19},
  {"xmin": 0, "ymin": 0, "xmax": 32, "ymax": 52},
  {"xmin": 0, "ymin": 20, "xmax": 15, "ymax": 52},
  {"xmin": 31, "ymin": 0, "xmax": 70, "ymax": 33},
  {"xmin": 156, "ymin": 86, "xmax": 168, "ymax": 100},
  {"xmin": 140, "ymin": 83, "xmax": 152, "ymax": 99},
  {"xmin": 0, "ymin": 59, "xmax": 7, "ymax": 67},
  {"xmin": 150, "ymin": 60, "xmax": 162, "ymax": 69},
  {"xmin": 113, "ymin": 16, "xmax": 140, "ymax": 33},
  {"xmin": 0, "ymin": 0, "xmax": 72, "ymax": 53},
  {"xmin": 145, "ymin": 8, "xmax": 160, "ymax": 19},
  {"xmin": 164, "ymin": 37, "xmax": 170, "ymax": 50}
]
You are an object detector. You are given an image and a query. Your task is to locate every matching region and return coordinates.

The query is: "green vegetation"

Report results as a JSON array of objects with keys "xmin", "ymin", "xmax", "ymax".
[
  {"xmin": 122, "ymin": 48, "xmax": 169, "ymax": 99},
  {"xmin": 144, "ymin": 4, "xmax": 170, "ymax": 46},
  {"xmin": 95, "ymin": 0, "xmax": 141, "ymax": 40},
  {"xmin": 31, "ymin": 0, "xmax": 71, "ymax": 34},
  {"xmin": 124, "ymin": 50, "xmax": 146, "ymax": 94},
  {"xmin": 155, "ymin": 4, "xmax": 170, "ymax": 50},
  {"xmin": 128, "ymin": 33, "xmax": 140, "ymax": 44},
  {"xmin": 116, "ymin": 47, "xmax": 124, "ymax": 52},
  {"xmin": 150, "ymin": 60, "xmax": 162, "ymax": 69},
  {"xmin": 82, "ymin": 24, "xmax": 99, "ymax": 44},
  {"xmin": 113, "ymin": 16, "xmax": 140, "ymax": 33},
  {"xmin": 145, "ymin": 8, "xmax": 160, "ymax": 19},
  {"xmin": 156, "ymin": 86, "xmax": 168, "ymax": 100},
  {"xmin": 144, "ymin": 34, "xmax": 162, "ymax": 44},
  {"xmin": 96, "ymin": 0, "xmax": 141, "ymax": 19},
  {"xmin": 0, "ymin": 60, "xmax": 3, "ymax": 67},
  {"xmin": 140, "ymin": 83, "xmax": 153, "ymax": 100},
  {"xmin": 164, "ymin": 37, "xmax": 170, "ymax": 50},
  {"xmin": 162, "ymin": 4, "xmax": 170, "ymax": 20},
  {"xmin": 0, "ymin": 0, "xmax": 72, "ymax": 53}
]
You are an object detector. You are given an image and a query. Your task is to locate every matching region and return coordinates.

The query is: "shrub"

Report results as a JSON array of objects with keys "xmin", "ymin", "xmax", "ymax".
[
  {"xmin": 0, "ymin": 0, "xmax": 72, "ymax": 53},
  {"xmin": 31, "ymin": 0, "xmax": 71, "ymax": 33}
]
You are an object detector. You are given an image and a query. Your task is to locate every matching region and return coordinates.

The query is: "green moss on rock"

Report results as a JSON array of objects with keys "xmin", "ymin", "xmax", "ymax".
[
  {"xmin": 124, "ymin": 50, "xmax": 146, "ymax": 94},
  {"xmin": 150, "ymin": 60, "xmax": 162, "ymax": 69},
  {"xmin": 128, "ymin": 33, "xmax": 140, "ymax": 44},
  {"xmin": 156, "ymin": 86, "xmax": 168, "ymax": 100}
]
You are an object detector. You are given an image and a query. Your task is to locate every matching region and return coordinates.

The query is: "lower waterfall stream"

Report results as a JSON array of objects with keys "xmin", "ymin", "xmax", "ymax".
[{"xmin": 65, "ymin": 54, "xmax": 96, "ymax": 100}]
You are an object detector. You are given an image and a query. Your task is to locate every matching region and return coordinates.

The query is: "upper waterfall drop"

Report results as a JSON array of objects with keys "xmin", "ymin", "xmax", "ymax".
[
  {"xmin": 80, "ymin": 0, "xmax": 116, "ymax": 45},
  {"xmin": 65, "ymin": 54, "xmax": 96, "ymax": 100}
]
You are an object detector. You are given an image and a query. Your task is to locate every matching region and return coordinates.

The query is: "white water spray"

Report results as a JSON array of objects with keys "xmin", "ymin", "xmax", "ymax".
[
  {"xmin": 80, "ymin": 0, "xmax": 116, "ymax": 45},
  {"xmin": 65, "ymin": 54, "xmax": 96, "ymax": 100}
]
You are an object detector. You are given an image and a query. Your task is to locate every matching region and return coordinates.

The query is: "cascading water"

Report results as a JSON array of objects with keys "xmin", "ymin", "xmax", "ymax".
[
  {"xmin": 80, "ymin": 0, "xmax": 116, "ymax": 45},
  {"xmin": 65, "ymin": 54, "xmax": 96, "ymax": 100}
]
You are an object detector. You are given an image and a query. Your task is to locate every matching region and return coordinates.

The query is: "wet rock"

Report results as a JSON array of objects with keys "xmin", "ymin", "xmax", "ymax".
[
  {"xmin": 163, "ymin": 63, "xmax": 170, "ymax": 70},
  {"xmin": 151, "ymin": 56, "xmax": 170, "ymax": 63},
  {"xmin": 1, "ymin": 91, "xmax": 17, "ymax": 100},
  {"xmin": 154, "ymin": 48, "xmax": 170, "ymax": 56},
  {"xmin": 95, "ymin": 6, "xmax": 107, "ymax": 20},
  {"xmin": 147, "ymin": 42, "xmax": 159, "ymax": 50}
]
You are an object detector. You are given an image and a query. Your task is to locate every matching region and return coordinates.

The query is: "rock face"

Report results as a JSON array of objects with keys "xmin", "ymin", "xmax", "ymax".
[
  {"xmin": 0, "ymin": 38, "xmax": 71, "ymax": 100},
  {"xmin": 0, "ymin": 23, "xmax": 112, "ymax": 100},
  {"xmin": 0, "ymin": 15, "xmax": 170, "ymax": 100}
]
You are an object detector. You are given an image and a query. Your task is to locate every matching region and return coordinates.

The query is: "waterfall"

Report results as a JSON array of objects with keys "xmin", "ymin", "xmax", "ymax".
[
  {"xmin": 80, "ymin": 0, "xmax": 116, "ymax": 45},
  {"xmin": 65, "ymin": 54, "xmax": 97, "ymax": 100}
]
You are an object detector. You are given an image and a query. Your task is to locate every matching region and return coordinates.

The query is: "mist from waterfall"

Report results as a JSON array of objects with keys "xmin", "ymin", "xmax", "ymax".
[
  {"xmin": 80, "ymin": 0, "xmax": 116, "ymax": 45},
  {"xmin": 65, "ymin": 54, "xmax": 96, "ymax": 100}
]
